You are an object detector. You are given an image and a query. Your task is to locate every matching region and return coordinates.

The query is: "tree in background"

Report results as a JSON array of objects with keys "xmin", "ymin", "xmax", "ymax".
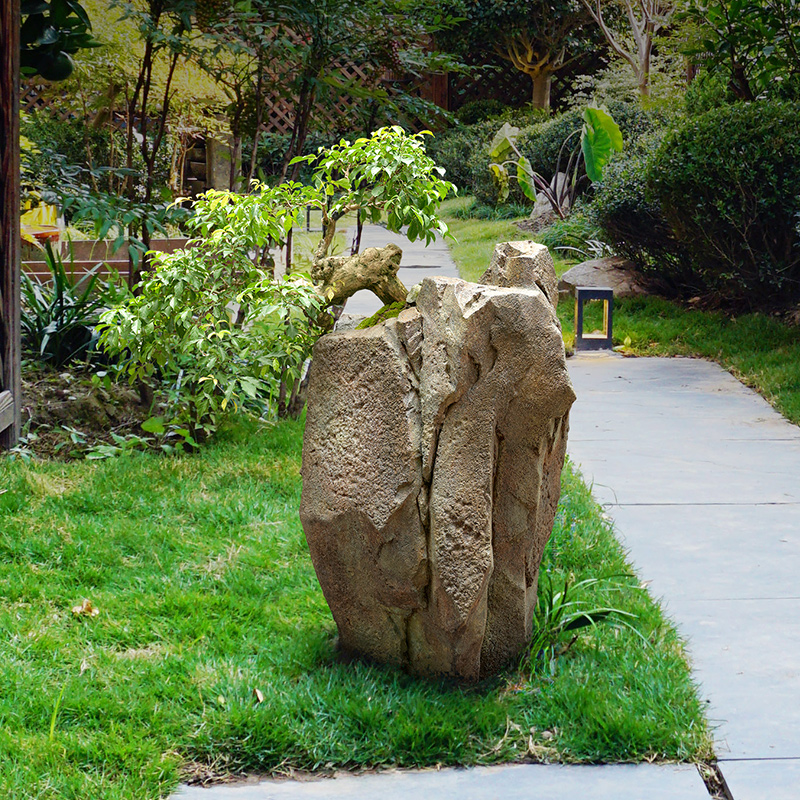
[
  {"xmin": 439, "ymin": 0, "xmax": 593, "ymax": 110},
  {"xmin": 683, "ymin": 0, "xmax": 800, "ymax": 101},
  {"xmin": 196, "ymin": 0, "xmax": 290, "ymax": 190},
  {"xmin": 269, "ymin": 0, "xmax": 462, "ymax": 181},
  {"xmin": 578, "ymin": 0, "xmax": 676, "ymax": 98},
  {"xmin": 109, "ymin": 0, "xmax": 198, "ymax": 284}
]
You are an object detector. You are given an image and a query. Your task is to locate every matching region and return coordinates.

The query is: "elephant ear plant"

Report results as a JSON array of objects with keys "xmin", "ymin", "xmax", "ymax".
[{"xmin": 489, "ymin": 105, "xmax": 623, "ymax": 218}]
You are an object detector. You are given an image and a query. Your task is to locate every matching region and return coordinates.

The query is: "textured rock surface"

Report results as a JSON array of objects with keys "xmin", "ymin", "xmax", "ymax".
[
  {"xmin": 558, "ymin": 256, "xmax": 645, "ymax": 299},
  {"xmin": 301, "ymin": 272, "xmax": 576, "ymax": 681},
  {"xmin": 481, "ymin": 241, "xmax": 559, "ymax": 307}
]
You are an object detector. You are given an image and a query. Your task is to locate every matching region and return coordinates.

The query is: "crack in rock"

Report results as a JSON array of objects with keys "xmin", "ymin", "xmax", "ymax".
[{"xmin": 301, "ymin": 251, "xmax": 575, "ymax": 681}]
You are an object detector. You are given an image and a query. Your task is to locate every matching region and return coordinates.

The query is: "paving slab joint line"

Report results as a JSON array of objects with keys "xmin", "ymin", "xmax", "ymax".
[
  {"xmin": 718, "ymin": 757, "xmax": 800, "ymax": 763},
  {"xmin": 698, "ymin": 763, "xmax": 734, "ymax": 800},
  {"xmin": 603, "ymin": 502, "xmax": 800, "ymax": 508}
]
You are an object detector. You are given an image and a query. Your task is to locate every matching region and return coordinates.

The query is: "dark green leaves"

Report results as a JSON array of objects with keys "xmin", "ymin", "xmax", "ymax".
[{"xmin": 20, "ymin": 0, "xmax": 100, "ymax": 80}]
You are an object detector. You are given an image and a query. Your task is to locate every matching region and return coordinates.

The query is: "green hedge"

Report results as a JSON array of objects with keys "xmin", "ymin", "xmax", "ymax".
[
  {"xmin": 591, "ymin": 132, "xmax": 697, "ymax": 295},
  {"xmin": 648, "ymin": 101, "xmax": 800, "ymax": 305},
  {"xmin": 22, "ymin": 113, "xmax": 171, "ymax": 194},
  {"xmin": 425, "ymin": 120, "xmax": 499, "ymax": 197}
]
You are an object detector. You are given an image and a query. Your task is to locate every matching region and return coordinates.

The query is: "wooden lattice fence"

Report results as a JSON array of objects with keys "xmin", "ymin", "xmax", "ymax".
[
  {"xmin": 21, "ymin": 52, "xmax": 387, "ymax": 136},
  {"xmin": 448, "ymin": 55, "xmax": 533, "ymax": 113},
  {"xmin": 21, "ymin": 53, "xmax": 529, "ymax": 135}
]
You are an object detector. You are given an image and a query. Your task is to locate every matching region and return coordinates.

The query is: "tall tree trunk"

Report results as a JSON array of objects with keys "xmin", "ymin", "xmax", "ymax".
[
  {"xmin": 248, "ymin": 58, "xmax": 266, "ymax": 184},
  {"xmin": 229, "ymin": 133, "xmax": 242, "ymax": 191},
  {"xmin": 0, "ymin": 0, "xmax": 21, "ymax": 447},
  {"xmin": 531, "ymin": 72, "xmax": 552, "ymax": 110},
  {"xmin": 638, "ymin": 35, "xmax": 652, "ymax": 97},
  {"xmin": 280, "ymin": 75, "xmax": 316, "ymax": 182}
]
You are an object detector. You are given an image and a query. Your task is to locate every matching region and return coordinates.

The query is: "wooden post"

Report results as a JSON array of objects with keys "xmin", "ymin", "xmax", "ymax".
[{"xmin": 0, "ymin": 0, "xmax": 21, "ymax": 447}]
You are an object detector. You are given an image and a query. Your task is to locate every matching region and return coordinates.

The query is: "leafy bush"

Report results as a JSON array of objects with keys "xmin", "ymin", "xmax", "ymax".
[
  {"xmin": 647, "ymin": 101, "xmax": 800, "ymax": 305},
  {"xmin": 21, "ymin": 114, "xmax": 113, "ymax": 173},
  {"xmin": 98, "ymin": 185, "xmax": 323, "ymax": 439},
  {"xmin": 455, "ymin": 98, "xmax": 508, "ymax": 124},
  {"xmin": 99, "ymin": 239, "xmax": 323, "ymax": 440},
  {"xmin": 21, "ymin": 244, "xmax": 129, "ymax": 367},
  {"xmin": 591, "ymin": 131, "xmax": 697, "ymax": 294},
  {"xmin": 683, "ymin": 70, "xmax": 734, "ymax": 116},
  {"xmin": 425, "ymin": 120, "xmax": 498, "ymax": 195},
  {"xmin": 521, "ymin": 102, "xmax": 665, "ymax": 179},
  {"xmin": 21, "ymin": 114, "xmax": 171, "ymax": 193}
]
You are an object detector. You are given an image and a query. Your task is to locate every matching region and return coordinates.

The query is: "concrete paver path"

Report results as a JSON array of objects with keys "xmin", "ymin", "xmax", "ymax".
[
  {"xmin": 173, "ymin": 763, "xmax": 707, "ymax": 800},
  {"xmin": 341, "ymin": 224, "xmax": 461, "ymax": 317},
  {"xmin": 568, "ymin": 353, "xmax": 800, "ymax": 800}
]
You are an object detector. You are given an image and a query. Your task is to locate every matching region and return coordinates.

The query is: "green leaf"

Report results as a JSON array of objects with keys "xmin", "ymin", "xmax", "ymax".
[
  {"xmin": 489, "ymin": 164, "xmax": 510, "ymax": 204},
  {"xmin": 488, "ymin": 123, "xmax": 520, "ymax": 160},
  {"xmin": 581, "ymin": 106, "xmax": 624, "ymax": 183},
  {"xmin": 516, "ymin": 156, "xmax": 537, "ymax": 202},
  {"xmin": 141, "ymin": 417, "xmax": 166, "ymax": 435}
]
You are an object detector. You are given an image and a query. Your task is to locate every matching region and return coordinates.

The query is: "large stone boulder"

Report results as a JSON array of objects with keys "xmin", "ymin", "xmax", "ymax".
[
  {"xmin": 558, "ymin": 256, "xmax": 645, "ymax": 300},
  {"xmin": 300, "ymin": 272, "xmax": 576, "ymax": 681}
]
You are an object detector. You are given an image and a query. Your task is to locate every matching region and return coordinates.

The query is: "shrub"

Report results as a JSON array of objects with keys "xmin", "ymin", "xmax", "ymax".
[
  {"xmin": 21, "ymin": 113, "xmax": 113, "ymax": 173},
  {"xmin": 99, "ymin": 184, "xmax": 324, "ymax": 439},
  {"xmin": 647, "ymin": 101, "xmax": 800, "ymax": 305},
  {"xmin": 99, "ymin": 238, "xmax": 323, "ymax": 440},
  {"xmin": 426, "ymin": 120, "xmax": 498, "ymax": 195},
  {"xmin": 21, "ymin": 114, "xmax": 171, "ymax": 192},
  {"xmin": 591, "ymin": 131, "xmax": 697, "ymax": 294},
  {"xmin": 455, "ymin": 98, "xmax": 508, "ymax": 125},
  {"xmin": 684, "ymin": 70, "xmax": 734, "ymax": 116}
]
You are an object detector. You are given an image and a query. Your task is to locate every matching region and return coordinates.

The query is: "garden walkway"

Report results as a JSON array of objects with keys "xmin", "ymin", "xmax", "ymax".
[
  {"xmin": 173, "ymin": 243, "xmax": 799, "ymax": 799},
  {"xmin": 568, "ymin": 353, "xmax": 800, "ymax": 800}
]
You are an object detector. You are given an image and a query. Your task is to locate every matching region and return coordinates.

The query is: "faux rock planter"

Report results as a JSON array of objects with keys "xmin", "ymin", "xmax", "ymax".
[{"xmin": 300, "ymin": 257, "xmax": 576, "ymax": 681}]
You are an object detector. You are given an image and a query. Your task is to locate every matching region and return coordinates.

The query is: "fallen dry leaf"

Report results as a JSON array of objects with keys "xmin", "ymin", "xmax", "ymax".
[
  {"xmin": 254, "ymin": 688, "xmax": 265, "ymax": 704},
  {"xmin": 71, "ymin": 599, "xmax": 100, "ymax": 617}
]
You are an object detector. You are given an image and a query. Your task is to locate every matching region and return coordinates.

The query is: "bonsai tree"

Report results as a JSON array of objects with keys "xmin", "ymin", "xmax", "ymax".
[
  {"xmin": 98, "ymin": 126, "xmax": 456, "ymax": 433},
  {"xmin": 294, "ymin": 125, "xmax": 456, "ymax": 307}
]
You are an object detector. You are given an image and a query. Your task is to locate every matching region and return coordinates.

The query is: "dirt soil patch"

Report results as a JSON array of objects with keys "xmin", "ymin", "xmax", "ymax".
[{"xmin": 19, "ymin": 365, "xmax": 153, "ymax": 459}]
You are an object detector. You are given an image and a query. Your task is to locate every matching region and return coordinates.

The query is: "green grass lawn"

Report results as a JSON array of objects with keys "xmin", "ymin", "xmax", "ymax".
[
  {"xmin": 442, "ymin": 202, "xmax": 800, "ymax": 426},
  {"xmin": 0, "ymin": 414, "xmax": 711, "ymax": 799}
]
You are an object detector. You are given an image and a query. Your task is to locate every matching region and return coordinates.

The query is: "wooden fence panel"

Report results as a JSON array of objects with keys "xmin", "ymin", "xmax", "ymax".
[{"xmin": 1, "ymin": 0, "xmax": 21, "ymax": 448}]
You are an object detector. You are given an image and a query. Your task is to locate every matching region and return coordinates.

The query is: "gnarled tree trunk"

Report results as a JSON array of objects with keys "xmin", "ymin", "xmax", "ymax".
[{"xmin": 312, "ymin": 243, "xmax": 407, "ymax": 308}]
